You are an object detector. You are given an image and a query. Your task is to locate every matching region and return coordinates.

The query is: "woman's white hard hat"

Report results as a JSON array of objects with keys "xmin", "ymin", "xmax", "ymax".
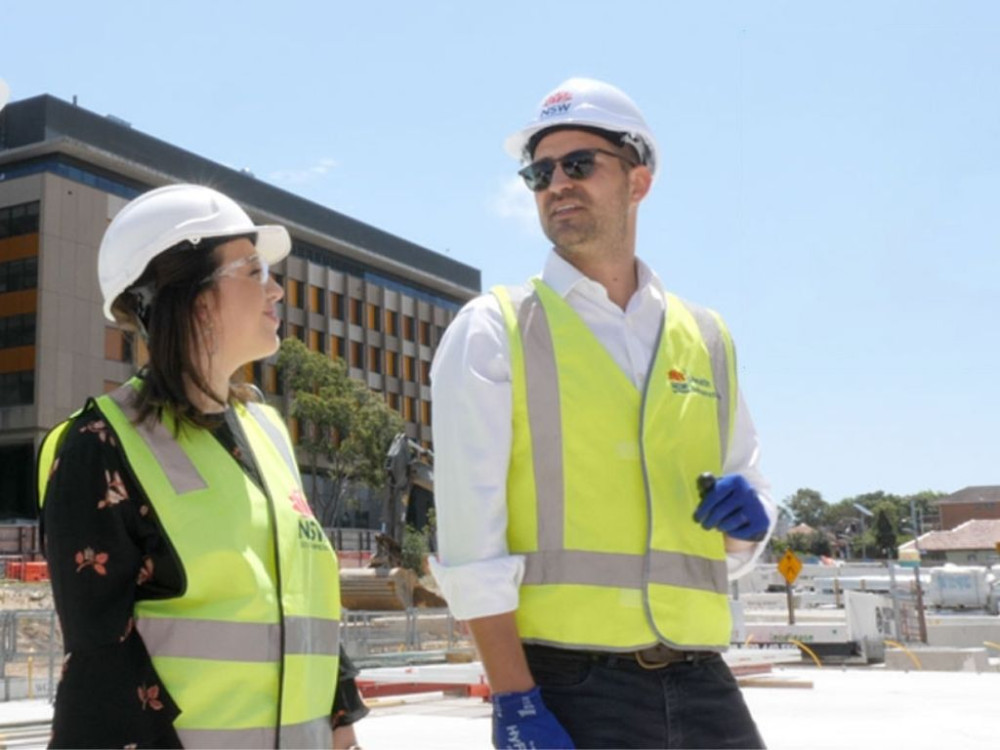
[
  {"xmin": 504, "ymin": 77, "xmax": 659, "ymax": 177},
  {"xmin": 98, "ymin": 184, "xmax": 290, "ymax": 321}
]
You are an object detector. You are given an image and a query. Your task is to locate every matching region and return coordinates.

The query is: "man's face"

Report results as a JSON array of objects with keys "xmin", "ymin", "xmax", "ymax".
[{"xmin": 529, "ymin": 129, "xmax": 642, "ymax": 255}]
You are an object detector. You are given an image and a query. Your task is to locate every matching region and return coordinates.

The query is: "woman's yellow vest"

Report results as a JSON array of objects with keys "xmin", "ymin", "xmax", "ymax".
[
  {"xmin": 38, "ymin": 380, "xmax": 341, "ymax": 748},
  {"xmin": 494, "ymin": 280, "xmax": 738, "ymax": 651}
]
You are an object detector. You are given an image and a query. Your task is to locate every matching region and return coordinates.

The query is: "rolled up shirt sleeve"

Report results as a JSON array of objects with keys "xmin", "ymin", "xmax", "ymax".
[
  {"xmin": 723, "ymin": 390, "xmax": 776, "ymax": 579},
  {"xmin": 429, "ymin": 294, "xmax": 526, "ymax": 620}
]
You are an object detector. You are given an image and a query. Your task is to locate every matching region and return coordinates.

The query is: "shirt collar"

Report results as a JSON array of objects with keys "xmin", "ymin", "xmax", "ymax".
[{"xmin": 539, "ymin": 249, "xmax": 665, "ymax": 304}]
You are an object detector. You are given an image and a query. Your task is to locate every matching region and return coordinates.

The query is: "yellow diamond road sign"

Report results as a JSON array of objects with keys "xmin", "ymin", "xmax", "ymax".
[{"xmin": 778, "ymin": 549, "xmax": 802, "ymax": 585}]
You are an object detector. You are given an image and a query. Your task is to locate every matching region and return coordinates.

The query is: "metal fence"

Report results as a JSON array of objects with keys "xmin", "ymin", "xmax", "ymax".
[
  {"xmin": 0, "ymin": 606, "xmax": 474, "ymax": 701},
  {"xmin": 341, "ymin": 608, "xmax": 474, "ymax": 667},
  {"xmin": 1, "ymin": 609, "xmax": 61, "ymax": 701}
]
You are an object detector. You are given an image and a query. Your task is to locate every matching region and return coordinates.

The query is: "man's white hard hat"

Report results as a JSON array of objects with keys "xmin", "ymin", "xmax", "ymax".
[
  {"xmin": 504, "ymin": 77, "xmax": 659, "ymax": 177},
  {"xmin": 98, "ymin": 184, "xmax": 290, "ymax": 321}
]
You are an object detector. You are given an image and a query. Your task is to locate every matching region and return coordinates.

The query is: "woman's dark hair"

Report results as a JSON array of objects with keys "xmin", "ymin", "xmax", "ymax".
[{"xmin": 109, "ymin": 234, "xmax": 258, "ymax": 429}]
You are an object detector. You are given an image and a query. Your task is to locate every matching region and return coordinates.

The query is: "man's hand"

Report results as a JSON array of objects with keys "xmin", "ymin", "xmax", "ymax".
[
  {"xmin": 492, "ymin": 686, "xmax": 575, "ymax": 749},
  {"xmin": 693, "ymin": 473, "xmax": 769, "ymax": 542}
]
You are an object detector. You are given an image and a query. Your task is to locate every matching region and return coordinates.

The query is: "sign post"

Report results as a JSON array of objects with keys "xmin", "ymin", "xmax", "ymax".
[{"xmin": 778, "ymin": 549, "xmax": 803, "ymax": 625}]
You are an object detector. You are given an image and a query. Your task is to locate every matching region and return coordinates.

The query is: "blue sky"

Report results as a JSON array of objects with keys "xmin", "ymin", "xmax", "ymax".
[{"xmin": 3, "ymin": 1, "xmax": 997, "ymax": 506}]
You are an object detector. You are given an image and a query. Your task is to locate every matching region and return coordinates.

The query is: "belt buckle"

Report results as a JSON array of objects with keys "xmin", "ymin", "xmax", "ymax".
[{"xmin": 634, "ymin": 643, "xmax": 684, "ymax": 670}]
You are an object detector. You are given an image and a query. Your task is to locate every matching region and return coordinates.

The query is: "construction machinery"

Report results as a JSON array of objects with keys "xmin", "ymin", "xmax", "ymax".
[{"xmin": 339, "ymin": 434, "xmax": 444, "ymax": 611}]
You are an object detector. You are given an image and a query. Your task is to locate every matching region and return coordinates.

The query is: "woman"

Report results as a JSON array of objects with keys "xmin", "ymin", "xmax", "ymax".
[{"xmin": 38, "ymin": 184, "xmax": 366, "ymax": 748}]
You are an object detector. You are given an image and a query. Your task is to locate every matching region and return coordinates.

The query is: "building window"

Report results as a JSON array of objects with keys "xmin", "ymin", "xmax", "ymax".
[
  {"xmin": 330, "ymin": 335, "xmax": 345, "ymax": 359},
  {"xmin": 0, "ymin": 314, "xmax": 36, "ymax": 349},
  {"xmin": 368, "ymin": 346, "xmax": 382, "ymax": 374},
  {"xmin": 403, "ymin": 355, "xmax": 415, "ymax": 382},
  {"xmin": 403, "ymin": 396, "xmax": 416, "ymax": 421},
  {"xmin": 350, "ymin": 341, "xmax": 364, "ymax": 368},
  {"xmin": 0, "ymin": 256, "xmax": 39, "ymax": 293},
  {"xmin": 264, "ymin": 363, "xmax": 279, "ymax": 394},
  {"xmin": 104, "ymin": 327, "xmax": 125, "ymax": 361},
  {"xmin": 420, "ymin": 400, "xmax": 431, "ymax": 426},
  {"xmin": 350, "ymin": 298, "xmax": 363, "ymax": 326},
  {"xmin": 309, "ymin": 329, "xmax": 325, "ymax": 353},
  {"xmin": 0, "ymin": 371, "xmax": 34, "ymax": 406},
  {"xmin": 309, "ymin": 285, "xmax": 325, "ymax": 315},
  {"xmin": 388, "ymin": 392, "xmax": 400, "ymax": 411},
  {"xmin": 419, "ymin": 321, "xmax": 432, "ymax": 346},
  {"xmin": 289, "ymin": 280, "xmax": 304, "ymax": 309},
  {"xmin": 420, "ymin": 360, "xmax": 431, "ymax": 386},
  {"xmin": 367, "ymin": 303, "xmax": 381, "ymax": 332},
  {"xmin": 330, "ymin": 292, "xmax": 344, "ymax": 320},
  {"xmin": 386, "ymin": 350, "xmax": 399, "ymax": 377},
  {"xmin": 0, "ymin": 201, "xmax": 41, "ymax": 239},
  {"xmin": 385, "ymin": 310, "xmax": 398, "ymax": 336},
  {"xmin": 403, "ymin": 315, "xmax": 415, "ymax": 341}
]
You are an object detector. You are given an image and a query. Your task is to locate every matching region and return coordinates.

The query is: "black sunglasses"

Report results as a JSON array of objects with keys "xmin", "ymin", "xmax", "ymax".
[{"xmin": 518, "ymin": 148, "xmax": 638, "ymax": 192}]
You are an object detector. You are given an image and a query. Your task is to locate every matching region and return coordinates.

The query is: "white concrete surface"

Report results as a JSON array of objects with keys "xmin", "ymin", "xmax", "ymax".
[{"xmin": 2, "ymin": 666, "xmax": 998, "ymax": 749}]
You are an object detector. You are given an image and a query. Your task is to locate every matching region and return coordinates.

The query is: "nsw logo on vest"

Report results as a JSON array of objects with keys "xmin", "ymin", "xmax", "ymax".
[
  {"xmin": 291, "ymin": 489, "xmax": 328, "ymax": 551},
  {"xmin": 668, "ymin": 368, "xmax": 719, "ymax": 399}
]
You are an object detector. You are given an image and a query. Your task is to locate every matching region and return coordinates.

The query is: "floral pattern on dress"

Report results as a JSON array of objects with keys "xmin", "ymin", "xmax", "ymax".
[
  {"xmin": 138, "ymin": 683, "xmax": 164, "ymax": 711},
  {"xmin": 136, "ymin": 558, "xmax": 154, "ymax": 586},
  {"xmin": 79, "ymin": 420, "xmax": 117, "ymax": 446},
  {"xmin": 98, "ymin": 470, "xmax": 129, "ymax": 510},
  {"xmin": 74, "ymin": 547, "xmax": 109, "ymax": 575}
]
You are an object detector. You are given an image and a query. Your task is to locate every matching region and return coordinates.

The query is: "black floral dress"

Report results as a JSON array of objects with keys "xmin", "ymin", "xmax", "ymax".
[{"xmin": 41, "ymin": 402, "xmax": 367, "ymax": 749}]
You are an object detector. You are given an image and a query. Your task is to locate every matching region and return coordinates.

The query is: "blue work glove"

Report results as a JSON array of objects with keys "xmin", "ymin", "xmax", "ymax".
[
  {"xmin": 693, "ymin": 473, "xmax": 769, "ymax": 542},
  {"xmin": 492, "ymin": 686, "xmax": 575, "ymax": 749}
]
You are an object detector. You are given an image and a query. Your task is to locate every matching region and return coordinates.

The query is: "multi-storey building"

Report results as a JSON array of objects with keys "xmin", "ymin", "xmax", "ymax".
[{"xmin": 0, "ymin": 95, "xmax": 480, "ymax": 521}]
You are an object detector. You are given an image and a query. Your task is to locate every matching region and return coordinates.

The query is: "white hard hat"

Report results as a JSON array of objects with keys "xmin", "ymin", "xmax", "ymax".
[
  {"xmin": 504, "ymin": 77, "xmax": 659, "ymax": 176},
  {"xmin": 98, "ymin": 184, "xmax": 290, "ymax": 321},
  {"xmin": 0, "ymin": 79, "xmax": 9, "ymax": 114}
]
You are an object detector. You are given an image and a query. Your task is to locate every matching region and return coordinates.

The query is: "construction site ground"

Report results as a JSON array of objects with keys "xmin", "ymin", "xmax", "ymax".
[{"xmin": 2, "ymin": 664, "xmax": 998, "ymax": 749}]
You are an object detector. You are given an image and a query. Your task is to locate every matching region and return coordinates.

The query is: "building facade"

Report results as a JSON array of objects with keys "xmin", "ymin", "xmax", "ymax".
[
  {"xmin": 935, "ymin": 486, "xmax": 1000, "ymax": 531},
  {"xmin": 0, "ymin": 95, "xmax": 480, "ymax": 521}
]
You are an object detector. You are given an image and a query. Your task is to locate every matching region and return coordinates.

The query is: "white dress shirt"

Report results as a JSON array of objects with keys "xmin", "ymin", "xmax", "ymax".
[{"xmin": 429, "ymin": 251, "xmax": 775, "ymax": 621}]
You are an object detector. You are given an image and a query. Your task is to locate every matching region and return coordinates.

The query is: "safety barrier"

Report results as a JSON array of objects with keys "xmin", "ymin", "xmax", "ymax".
[{"xmin": 0, "ymin": 609, "xmax": 61, "ymax": 701}]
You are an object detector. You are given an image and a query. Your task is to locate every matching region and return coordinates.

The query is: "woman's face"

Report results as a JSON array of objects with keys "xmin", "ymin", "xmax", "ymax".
[{"xmin": 200, "ymin": 238, "xmax": 284, "ymax": 374}]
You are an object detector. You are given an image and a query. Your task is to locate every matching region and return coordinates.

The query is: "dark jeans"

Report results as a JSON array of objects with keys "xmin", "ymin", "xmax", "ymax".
[{"xmin": 524, "ymin": 645, "xmax": 766, "ymax": 749}]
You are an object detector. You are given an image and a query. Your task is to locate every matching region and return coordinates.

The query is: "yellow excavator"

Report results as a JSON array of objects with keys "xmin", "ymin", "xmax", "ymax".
[{"xmin": 338, "ymin": 434, "xmax": 446, "ymax": 611}]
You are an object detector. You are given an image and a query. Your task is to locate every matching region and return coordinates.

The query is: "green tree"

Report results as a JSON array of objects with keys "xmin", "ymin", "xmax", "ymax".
[
  {"xmin": 276, "ymin": 338, "xmax": 404, "ymax": 527},
  {"xmin": 784, "ymin": 488, "xmax": 828, "ymax": 528},
  {"xmin": 874, "ymin": 507, "xmax": 897, "ymax": 559}
]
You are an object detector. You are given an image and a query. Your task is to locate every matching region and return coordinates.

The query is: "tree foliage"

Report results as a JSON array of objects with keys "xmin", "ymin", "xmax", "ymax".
[
  {"xmin": 778, "ymin": 486, "xmax": 947, "ymax": 561},
  {"xmin": 276, "ymin": 338, "xmax": 404, "ymax": 527}
]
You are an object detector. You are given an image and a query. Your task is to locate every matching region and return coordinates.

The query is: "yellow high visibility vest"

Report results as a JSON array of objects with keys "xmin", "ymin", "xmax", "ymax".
[
  {"xmin": 38, "ymin": 379, "xmax": 341, "ymax": 748},
  {"xmin": 495, "ymin": 280, "xmax": 737, "ymax": 651}
]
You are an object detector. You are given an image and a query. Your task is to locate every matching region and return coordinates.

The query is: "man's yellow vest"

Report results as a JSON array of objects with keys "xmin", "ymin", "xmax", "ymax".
[
  {"xmin": 494, "ymin": 280, "xmax": 738, "ymax": 651},
  {"xmin": 38, "ymin": 379, "xmax": 341, "ymax": 748}
]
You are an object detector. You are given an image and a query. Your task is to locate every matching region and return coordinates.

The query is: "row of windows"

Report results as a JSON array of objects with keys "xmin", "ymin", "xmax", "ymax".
[
  {"xmin": 0, "ymin": 256, "xmax": 39, "ymax": 294},
  {"xmin": 0, "ymin": 313, "xmax": 36, "ymax": 349},
  {"xmin": 252, "ymin": 360, "xmax": 431, "ymax": 426},
  {"xmin": 0, "ymin": 202, "xmax": 40, "ymax": 240},
  {"xmin": 285, "ymin": 281, "xmax": 443, "ymax": 346},
  {"xmin": 286, "ymin": 325, "xmax": 432, "ymax": 384},
  {"xmin": 0, "ymin": 371, "xmax": 33, "ymax": 407}
]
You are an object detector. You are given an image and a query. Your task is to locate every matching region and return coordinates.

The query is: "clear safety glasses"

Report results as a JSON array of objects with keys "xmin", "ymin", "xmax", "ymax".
[
  {"xmin": 203, "ymin": 253, "xmax": 270, "ymax": 287},
  {"xmin": 518, "ymin": 147, "xmax": 638, "ymax": 192}
]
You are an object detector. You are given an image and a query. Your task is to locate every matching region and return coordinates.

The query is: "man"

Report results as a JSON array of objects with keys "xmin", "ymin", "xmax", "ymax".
[{"xmin": 430, "ymin": 78, "xmax": 774, "ymax": 749}]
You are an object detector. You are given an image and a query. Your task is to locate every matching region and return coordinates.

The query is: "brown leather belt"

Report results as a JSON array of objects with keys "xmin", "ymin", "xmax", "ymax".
[
  {"xmin": 628, "ymin": 643, "xmax": 715, "ymax": 669},
  {"xmin": 524, "ymin": 643, "xmax": 716, "ymax": 671}
]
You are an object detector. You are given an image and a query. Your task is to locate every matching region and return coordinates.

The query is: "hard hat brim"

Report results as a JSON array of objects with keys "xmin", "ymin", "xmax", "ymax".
[{"xmin": 253, "ymin": 224, "xmax": 292, "ymax": 265}]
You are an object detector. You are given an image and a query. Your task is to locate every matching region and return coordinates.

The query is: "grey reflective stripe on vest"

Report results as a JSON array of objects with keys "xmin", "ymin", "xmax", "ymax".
[
  {"xmin": 508, "ymin": 285, "xmax": 565, "ymax": 551},
  {"xmin": 675, "ymin": 297, "xmax": 732, "ymax": 463},
  {"xmin": 503, "ymin": 285, "xmax": 731, "ymax": 597},
  {"xmin": 178, "ymin": 716, "xmax": 332, "ymax": 750},
  {"xmin": 522, "ymin": 549, "xmax": 728, "ymax": 594},
  {"xmin": 136, "ymin": 615, "xmax": 340, "ymax": 661},
  {"xmin": 246, "ymin": 402, "xmax": 300, "ymax": 480},
  {"xmin": 107, "ymin": 385, "xmax": 208, "ymax": 494}
]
